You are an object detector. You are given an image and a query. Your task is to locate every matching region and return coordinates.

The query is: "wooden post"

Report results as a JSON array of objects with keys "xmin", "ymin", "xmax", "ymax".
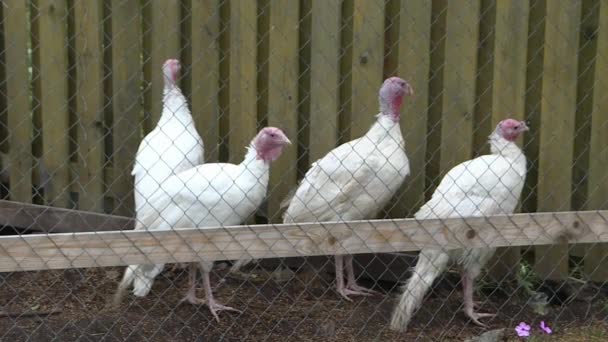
[
  {"xmin": 111, "ymin": 0, "xmax": 143, "ymax": 216},
  {"xmin": 74, "ymin": 1, "xmax": 105, "ymax": 212},
  {"xmin": 266, "ymin": 0, "xmax": 299, "ymax": 222},
  {"xmin": 3, "ymin": 0, "xmax": 33, "ymax": 203},
  {"xmin": 227, "ymin": 0, "xmax": 257, "ymax": 164},
  {"xmin": 534, "ymin": 0, "xmax": 582, "ymax": 280},
  {"xmin": 143, "ymin": 0, "xmax": 181, "ymax": 133},
  {"xmin": 37, "ymin": 0, "xmax": 71, "ymax": 208},
  {"xmin": 342, "ymin": 0, "xmax": 385, "ymax": 140},
  {"xmin": 386, "ymin": 0, "xmax": 432, "ymax": 217},
  {"xmin": 584, "ymin": 0, "xmax": 608, "ymax": 282},
  {"xmin": 486, "ymin": 0, "xmax": 530, "ymax": 282},
  {"xmin": 439, "ymin": 0, "xmax": 480, "ymax": 176},
  {"xmin": 190, "ymin": 0, "xmax": 221, "ymax": 162},
  {"xmin": 307, "ymin": 0, "xmax": 341, "ymax": 163}
]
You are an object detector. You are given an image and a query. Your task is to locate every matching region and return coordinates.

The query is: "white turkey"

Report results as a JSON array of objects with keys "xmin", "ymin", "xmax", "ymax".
[
  {"xmin": 131, "ymin": 58, "xmax": 203, "ymax": 274},
  {"xmin": 114, "ymin": 127, "xmax": 291, "ymax": 321},
  {"xmin": 390, "ymin": 118, "xmax": 529, "ymax": 331},
  {"xmin": 282, "ymin": 77, "xmax": 413, "ymax": 300},
  {"xmin": 131, "ymin": 58, "xmax": 204, "ymax": 214}
]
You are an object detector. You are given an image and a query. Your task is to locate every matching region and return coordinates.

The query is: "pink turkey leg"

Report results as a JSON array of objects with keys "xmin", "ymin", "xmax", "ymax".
[
  {"xmin": 462, "ymin": 274, "xmax": 495, "ymax": 326},
  {"xmin": 202, "ymin": 268, "xmax": 242, "ymax": 321},
  {"xmin": 345, "ymin": 255, "xmax": 379, "ymax": 295},
  {"xmin": 181, "ymin": 263, "xmax": 205, "ymax": 305}
]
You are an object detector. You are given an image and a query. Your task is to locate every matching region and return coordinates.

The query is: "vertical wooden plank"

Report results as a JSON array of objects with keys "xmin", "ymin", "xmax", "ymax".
[
  {"xmin": 584, "ymin": 0, "xmax": 608, "ymax": 281},
  {"xmin": 486, "ymin": 0, "xmax": 530, "ymax": 281},
  {"xmin": 472, "ymin": 0, "xmax": 494, "ymax": 157},
  {"xmin": 424, "ymin": 0, "xmax": 447, "ymax": 197},
  {"xmin": 228, "ymin": 0, "xmax": 257, "ymax": 163},
  {"xmin": 191, "ymin": 0, "xmax": 220, "ymax": 162},
  {"xmin": 111, "ymin": 0, "xmax": 142, "ymax": 216},
  {"xmin": 572, "ymin": 1, "xmax": 598, "ymax": 213},
  {"xmin": 345, "ymin": 0, "xmax": 385, "ymax": 139},
  {"xmin": 439, "ymin": 0, "xmax": 480, "ymax": 175},
  {"xmin": 74, "ymin": 1, "xmax": 105, "ymax": 212},
  {"xmin": 4, "ymin": 1, "xmax": 33, "ymax": 203},
  {"xmin": 308, "ymin": 0, "xmax": 340, "ymax": 163},
  {"xmin": 571, "ymin": 0, "xmax": 599, "ymax": 258},
  {"xmin": 37, "ymin": 0, "xmax": 70, "ymax": 208},
  {"xmin": 391, "ymin": 0, "xmax": 431, "ymax": 216},
  {"xmin": 492, "ymin": 1, "xmax": 529, "ymax": 122},
  {"xmin": 534, "ymin": 0, "xmax": 581, "ymax": 280},
  {"xmin": 521, "ymin": 0, "xmax": 545, "ymax": 214},
  {"xmin": 143, "ymin": 0, "xmax": 181, "ymax": 133},
  {"xmin": 0, "ymin": 5, "xmax": 6, "ymax": 157},
  {"xmin": 266, "ymin": 0, "xmax": 299, "ymax": 221}
]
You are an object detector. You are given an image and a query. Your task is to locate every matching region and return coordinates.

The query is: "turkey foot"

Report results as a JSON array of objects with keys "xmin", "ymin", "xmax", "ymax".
[
  {"xmin": 335, "ymin": 255, "xmax": 373, "ymax": 301},
  {"xmin": 345, "ymin": 282, "xmax": 380, "ymax": 295},
  {"xmin": 464, "ymin": 307, "xmax": 496, "ymax": 327},
  {"xmin": 336, "ymin": 284, "xmax": 373, "ymax": 301},
  {"xmin": 180, "ymin": 291, "xmax": 206, "ymax": 305},
  {"xmin": 207, "ymin": 298, "xmax": 242, "ymax": 322},
  {"xmin": 341, "ymin": 255, "xmax": 380, "ymax": 298}
]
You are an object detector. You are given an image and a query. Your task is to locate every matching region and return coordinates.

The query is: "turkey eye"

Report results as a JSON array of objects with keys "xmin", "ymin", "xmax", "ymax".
[
  {"xmin": 514, "ymin": 125, "xmax": 519, "ymax": 130},
  {"xmin": 270, "ymin": 133, "xmax": 276, "ymax": 138}
]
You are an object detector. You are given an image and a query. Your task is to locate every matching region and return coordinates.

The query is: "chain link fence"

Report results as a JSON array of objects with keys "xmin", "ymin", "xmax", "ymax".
[{"xmin": 0, "ymin": 0, "xmax": 607, "ymax": 340}]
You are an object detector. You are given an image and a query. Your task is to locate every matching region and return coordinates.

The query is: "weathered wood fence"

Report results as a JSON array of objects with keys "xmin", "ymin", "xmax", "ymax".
[
  {"xmin": 0, "ymin": 210, "xmax": 605, "ymax": 273},
  {"xmin": 0, "ymin": 0, "xmax": 607, "ymax": 280}
]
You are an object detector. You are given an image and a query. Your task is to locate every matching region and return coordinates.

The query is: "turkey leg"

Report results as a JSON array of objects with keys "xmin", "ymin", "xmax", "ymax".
[
  {"xmin": 462, "ymin": 273, "xmax": 495, "ymax": 326},
  {"xmin": 335, "ymin": 255, "xmax": 376, "ymax": 300},
  {"xmin": 345, "ymin": 255, "xmax": 379, "ymax": 295}
]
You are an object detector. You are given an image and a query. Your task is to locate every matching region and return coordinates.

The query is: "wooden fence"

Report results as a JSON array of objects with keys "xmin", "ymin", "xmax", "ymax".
[
  {"xmin": 0, "ymin": 0, "xmax": 607, "ymax": 281},
  {"xmin": 0, "ymin": 210, "xmax": 605, "ymax": 273}
]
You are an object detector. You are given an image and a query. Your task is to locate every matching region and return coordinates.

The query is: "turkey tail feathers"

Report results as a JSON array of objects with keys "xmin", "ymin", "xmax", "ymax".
[{"xmin": 390, "ymin": 250, "xmax": 450, "ymax": 332}]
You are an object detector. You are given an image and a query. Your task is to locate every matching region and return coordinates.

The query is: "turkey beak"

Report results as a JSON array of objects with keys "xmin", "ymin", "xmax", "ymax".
[
  {"xmin": 521, "ymin": 120, "xmax": 530, "ymax": 131},
  {"xmin": 406, "ymin": 82, "xmax": 414, "ymax": 97},
  {"xmin": 282, "ymin": 135, "xmax": 292, "ymax": 146}
]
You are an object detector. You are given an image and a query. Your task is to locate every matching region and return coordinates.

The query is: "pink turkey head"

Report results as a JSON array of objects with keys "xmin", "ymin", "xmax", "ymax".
[
  {"xmin": 379, "ymin": 77, "xmax": 414, "ymax": 122},
  {"xmin": 162, "ymin": 59, "xmax": 181, "ymax": 88},
  {"xmin": 254, "ymin": 127, "xmax": 291, "ymax": 162},
  {"xmin": 496, "ymin": 118, "xmax": 529, "ymax": 142}
]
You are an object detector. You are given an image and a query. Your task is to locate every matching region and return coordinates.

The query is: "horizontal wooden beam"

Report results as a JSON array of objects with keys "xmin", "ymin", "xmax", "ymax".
[
  {"xmin": 0, "ymin": 200, "xmax": 134, "ymax": 233},
  {"xmin": 0, "ymin": 210, "xmax": 606, "ymax": 273}
]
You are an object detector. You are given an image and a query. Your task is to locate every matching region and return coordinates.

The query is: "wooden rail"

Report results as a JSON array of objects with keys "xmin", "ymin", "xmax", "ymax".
[
  {"xmin": 0, "ymin": 200, "xmax": 133, "ymax": 233},
  {"xmin": 0, "ymin": 210, "xmax": 606, "ymax": 273}
]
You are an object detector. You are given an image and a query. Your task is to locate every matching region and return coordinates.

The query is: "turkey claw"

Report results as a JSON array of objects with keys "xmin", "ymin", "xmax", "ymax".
[
  {"xmin": 347, "ymin": 283, "xmax": 380, "ymax": 295},
  {"xmin": 180, "ymin": 293, "xmax": 206, "ymax": 305},
  {"xmin": 208, "ymin": 300, "xmax": 242, "ymax": 322},
  {"xmin": 337, "ymin": 287, "xmax": 373, "ymax": 301},
  {"xmin": 465, "ymin": 309, "xmax": 495, "ymax": 327}
]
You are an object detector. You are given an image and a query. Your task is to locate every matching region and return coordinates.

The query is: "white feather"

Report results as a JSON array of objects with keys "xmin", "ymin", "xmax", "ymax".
[
  {"xmin": 390, "ymin": 130, "xmax": 527, "ymax": 332},
  {"xmin": 131, "ymin": 86, "xmax": 204, "ymax": 213},
  {"xmin": 283, "ymin": 114, "xmax": 410, "ymax": 223},
  {"xmin": 113, "ymin": 80, "xmax": 203, "ymax": 306},
  {"xmin": 123, "ymin": 145, "xmax": 271, "ymax": 298}
]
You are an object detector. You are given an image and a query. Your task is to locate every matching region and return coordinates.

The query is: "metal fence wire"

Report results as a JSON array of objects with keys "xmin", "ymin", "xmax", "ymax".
[{"xmin": 0, "ymin": 0, "xmax": 607, "ymax": 341}]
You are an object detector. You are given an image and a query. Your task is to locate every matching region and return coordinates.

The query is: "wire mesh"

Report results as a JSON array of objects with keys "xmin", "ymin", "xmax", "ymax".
[{"xmin": 0, "ymin": 0, "xmax": 607, "ymax": 341}]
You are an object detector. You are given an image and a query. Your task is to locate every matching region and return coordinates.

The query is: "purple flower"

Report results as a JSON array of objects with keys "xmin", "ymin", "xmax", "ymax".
[
  {"xmin": 515, "ymin": 322, "xmax": 531, "ymax": 337},
  {"xmin": 540, "ymin": 321, "xmax": 552, "ymax": 334}
]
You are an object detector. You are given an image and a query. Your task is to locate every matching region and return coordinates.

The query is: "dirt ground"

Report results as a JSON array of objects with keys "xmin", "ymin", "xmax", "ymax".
[{"xmin": 0, "ymin": 265, "xmax": 606, "ymax": 342}]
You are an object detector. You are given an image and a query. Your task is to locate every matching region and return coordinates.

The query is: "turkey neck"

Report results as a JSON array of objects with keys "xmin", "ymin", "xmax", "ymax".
[
  {"xmin": 488, "ymin": 132, "xmax": 524, "ymax": 160},
  {"xmin": 158, "ymin": 86, "xmax": 193, "ymax": 127},
  {"xmin": 364, "ymin": 114, "xmax": 404, "ymax": 145},
  {"xmin": 239, "ymin": 145, "xmax": 271, "ymax": 183}
]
